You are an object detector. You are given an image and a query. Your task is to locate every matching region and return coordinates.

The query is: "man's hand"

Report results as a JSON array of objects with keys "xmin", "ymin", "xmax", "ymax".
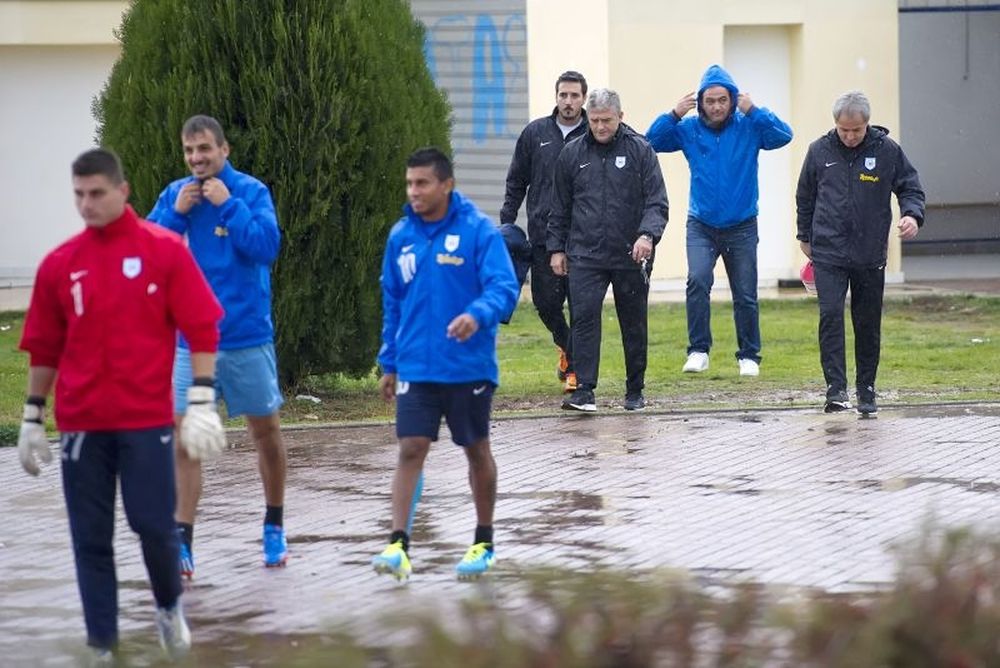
[
  {"xmin": 898, "ymin": 216, "xmax": 920, "ymax": 240},
  {"xmin": 446, "ymin": 314, "xmax": 479, "ymax": 342},
  {"xmin": 674, "ymin": 91, "xmax": 697, "ymax": 118},
  {"xmin": 174, "ymin": 182, "xmax": 203, "ymax": 215},
  {"xmin": 799, "ymin": 241, "xmax": 812, "ymax": 259},
  {"xmin": 201, "ymin": 178, "xmax": 231, "ymax": 206},
  {"xmin": 737, "ymin": 92, "xmax": 754, "ymax": 114},
  {"xmin": 379, "ymin": 373, "xmax": 397, "ymax": 403},
  {"xmin": 180, "ymin": 386, "xmax": 226, "ymax": 460},
  {"xmin": 550, "ymin": 251, "xmax": 568, "ymax": 277},
  {"xmin": 631, "ymin": 235, "xmax": 654, "ymax": 263},
  {"xmin": 18, "ymin": 404, "xmax": 51, "ymax": 476}
]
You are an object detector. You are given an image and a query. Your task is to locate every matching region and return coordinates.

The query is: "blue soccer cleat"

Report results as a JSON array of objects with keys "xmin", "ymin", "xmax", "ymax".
[
  {"xmin": 372, "ymin": 540, "xmax": 412, "ymax": 581},
  {"xmin": 263, "ymin": 523, "xmax": 288, "ymax": 568},
  {"xmin": 456, "ymin": 542, "xmax": 495, "ymax": 580}
]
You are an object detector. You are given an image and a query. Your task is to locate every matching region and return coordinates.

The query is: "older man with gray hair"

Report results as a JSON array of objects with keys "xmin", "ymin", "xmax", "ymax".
[
  {"xmin": 795, "ymin": 90, "xmax": 925, "ymax": 415},
  {"xmin": 547, "ymin": 88, "xmax": 669, "ymax": 413}
]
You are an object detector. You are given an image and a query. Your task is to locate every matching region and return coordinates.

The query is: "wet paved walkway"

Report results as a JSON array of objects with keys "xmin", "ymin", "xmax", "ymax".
[{"xmin": 3, "ymin": 404, "xmax": 1000, "ymax": 665}]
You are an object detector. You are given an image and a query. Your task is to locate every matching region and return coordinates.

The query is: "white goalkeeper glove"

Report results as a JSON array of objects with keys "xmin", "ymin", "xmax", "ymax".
[
  {"xmin": 180, "ymin": 385, "xmax": 226, "ymax": 461},
  {"xmin": 19, "ymin": 401, "xmax": 52, "ymax": 476}
]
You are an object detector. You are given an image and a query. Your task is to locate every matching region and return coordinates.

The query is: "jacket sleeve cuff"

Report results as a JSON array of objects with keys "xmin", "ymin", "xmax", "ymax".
[
  {"xmin": 184, "ymin": 327, "xmax": 220, "ymax": 353},
  {"xmin": 29, "ymin": 352, "xmax": 60, "ymax": 368}
]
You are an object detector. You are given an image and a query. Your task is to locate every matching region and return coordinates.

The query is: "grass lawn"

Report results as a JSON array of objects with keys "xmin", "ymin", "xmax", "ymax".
[{"xmin": 1, "ymin": 294, "xmax": 998, "ymax": 443}]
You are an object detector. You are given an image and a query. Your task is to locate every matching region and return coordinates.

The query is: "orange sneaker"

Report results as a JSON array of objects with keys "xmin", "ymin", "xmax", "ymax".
[
  {"xmin": 557, "ymin": 347, "xmax": 569, "ymax": 381},
  {"xmin": 563, "ymin": 372, "xmax": 578, "ymax": 394}
]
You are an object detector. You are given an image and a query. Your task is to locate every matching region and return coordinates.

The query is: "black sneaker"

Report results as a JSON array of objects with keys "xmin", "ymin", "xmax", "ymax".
[
  {"xmin": 857, "ymin": 386, "xmax": 878, "ymax": 415},
  {"xmin": 824, "ymin": 390, "xmax": 852, "ymax": 413},
  {"xmin": 562, "ymin": 388, "xmax": 597, "ymax": 413},
  {"xmin": 623, "ymin": 393, "xmax": 646, "ymax": 411}
]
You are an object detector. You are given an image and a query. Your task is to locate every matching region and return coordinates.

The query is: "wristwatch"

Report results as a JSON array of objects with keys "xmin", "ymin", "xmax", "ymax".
[{"xmin": 639, "ymin": 233, "xmax": 653, "ymax": 242}]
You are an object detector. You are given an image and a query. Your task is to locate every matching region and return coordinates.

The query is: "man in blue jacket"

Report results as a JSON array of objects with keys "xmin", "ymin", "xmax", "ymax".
[
  {"xmin": 372, "ymin": 148, "xmax": 518, "ymax": 581},
  {"xmin": 148, "ymin": 115, "xmax": 288, "ymax": 577},
  {"xmin": 647, "ymin": 65, "xmax": 792, "ymax": 377}
]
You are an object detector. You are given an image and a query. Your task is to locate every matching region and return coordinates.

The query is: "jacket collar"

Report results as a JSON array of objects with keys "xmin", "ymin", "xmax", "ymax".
[
  {"xmin": 85, "ymin": 205, "xmax": 140, "ymax": 239},
  {"xmin": 404, "ymin": 191, "xmax": 466, "ymax": 227}
]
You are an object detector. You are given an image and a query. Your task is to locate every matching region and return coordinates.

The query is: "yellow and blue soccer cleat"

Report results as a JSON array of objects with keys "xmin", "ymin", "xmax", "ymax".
[
  {"xmin": 456, "ymin": 542, "xmax": 495, "ymax": 580},
  {"xmin": 372, "ymin": 540, "xmax": 412, "ymax": 581}
]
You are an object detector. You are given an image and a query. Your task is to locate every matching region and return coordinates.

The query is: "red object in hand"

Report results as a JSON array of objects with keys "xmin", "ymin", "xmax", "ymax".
[{"xmin": 800, "ymin": 261, "xmax": 816, "ymax": 296}]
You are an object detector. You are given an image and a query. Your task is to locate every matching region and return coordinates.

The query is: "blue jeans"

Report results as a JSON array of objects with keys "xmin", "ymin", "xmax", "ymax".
[{"xmin": 685, "ymin": 217, "xmax": 761, "ymax": 363}]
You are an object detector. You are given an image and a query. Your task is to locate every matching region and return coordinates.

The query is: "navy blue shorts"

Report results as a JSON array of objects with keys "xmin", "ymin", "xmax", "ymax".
[{"xmin": 395, "ymin": 380, "xmax": 495, "ymax": 446}]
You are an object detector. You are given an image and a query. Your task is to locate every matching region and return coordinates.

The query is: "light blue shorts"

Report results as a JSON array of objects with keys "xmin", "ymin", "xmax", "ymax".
[{"xmin": 173, "ymin": 344, "xmax": 284, "ymax": 418}]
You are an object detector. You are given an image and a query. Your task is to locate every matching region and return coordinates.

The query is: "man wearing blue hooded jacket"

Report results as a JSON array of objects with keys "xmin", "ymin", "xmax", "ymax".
[
  {"xmin": 149, "ymin": 115, "xmax": 288, "ymax": 578},
  {"xmin": 372, "ymin": 147, "xmax": 518, "ymax": 581},
  {"xmin": 647, "ymin": 65, "xmax": 792, "ymax": 377}
]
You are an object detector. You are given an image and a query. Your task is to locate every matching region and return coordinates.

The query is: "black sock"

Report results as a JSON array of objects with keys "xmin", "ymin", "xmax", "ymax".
[
  {"xmin": 265, "ymin": 505, "xmax": 283, "ymax": 527},
  {"xmin": 474, "ymin": 525, "xmax": 493, "ymax": 546},
  {"xmin": 177, "ymin": 522, "xmax": 193, "ymax": 548},
  {"xmin": 389, "ymin": 530, "xmax": 410, "ymax": 553}
]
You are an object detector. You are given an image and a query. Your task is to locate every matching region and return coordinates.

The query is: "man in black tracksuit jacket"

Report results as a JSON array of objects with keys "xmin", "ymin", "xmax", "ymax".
[
  {"xmin": 548, "ymin": 88, "xmax": 669, "ymax": 413},
  {"xmin": 796, "ymin": 90, "xmax": 925, "ymax": 415},
  {"xmin": 501, "ymin": 71, "xmax": 590, "ymax": 392}
]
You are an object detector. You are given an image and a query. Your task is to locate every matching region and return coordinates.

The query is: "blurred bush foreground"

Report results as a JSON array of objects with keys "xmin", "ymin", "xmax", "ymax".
[{"xmin": 257, "ymin": 527, "xmax": 1000, "ymax": 667}]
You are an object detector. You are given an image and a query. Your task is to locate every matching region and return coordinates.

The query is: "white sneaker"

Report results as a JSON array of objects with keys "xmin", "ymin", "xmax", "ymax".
[
  {"xmin": 155, "ymin": 601, "xmax": 191, "ymax": 660},
  {"xmin": 87, "ymin": 647, "xmax": 115, "ymax": 667},
  {"xmin": 738, "ymin": 359, "xmax": 760, "ymax": 377},
  {"xmin": 682, "ymin": 352, "xmax": 709, "ymax": 373}
]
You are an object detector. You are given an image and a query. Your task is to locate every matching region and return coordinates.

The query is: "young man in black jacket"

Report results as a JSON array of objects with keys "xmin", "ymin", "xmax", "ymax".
[
  {"xmin": 796, "ymin": 90, "xmax": 925, "ymax": 415},
  {"xmin": 501, "ymin": 71, "xmax": 589, "ymax": 393},
  {"xmin": 548, "ymin": 88, "xmax": 669, "ymax": 413}
]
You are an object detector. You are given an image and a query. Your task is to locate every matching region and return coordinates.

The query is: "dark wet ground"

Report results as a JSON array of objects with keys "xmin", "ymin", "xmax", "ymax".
[{"xmin": 3, "ymin": 403, "xmax": 1000, "ymax": 665}]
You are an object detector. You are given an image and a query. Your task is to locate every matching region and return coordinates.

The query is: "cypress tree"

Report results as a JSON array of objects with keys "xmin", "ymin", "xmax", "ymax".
[{"xmin": 95, "ymin": 0, "xmax": 451, "ymax": 386}]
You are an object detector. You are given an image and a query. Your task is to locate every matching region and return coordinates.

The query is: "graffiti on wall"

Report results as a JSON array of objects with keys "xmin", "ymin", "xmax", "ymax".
[{"xmin": 423, "ymin": 11, "xmax": 526, "ymax": 146}]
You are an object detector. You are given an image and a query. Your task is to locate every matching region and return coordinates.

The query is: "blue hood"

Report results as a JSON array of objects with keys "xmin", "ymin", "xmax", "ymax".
[{"xmin": 697, "ymin": 64, "xmax": 739, "ymax": 122}]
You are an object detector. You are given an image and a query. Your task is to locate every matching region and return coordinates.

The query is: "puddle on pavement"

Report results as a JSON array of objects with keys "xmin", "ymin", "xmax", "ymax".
[{"xmin": 853, "ymin": 476, "xmax": 1000, "ymax": 494}]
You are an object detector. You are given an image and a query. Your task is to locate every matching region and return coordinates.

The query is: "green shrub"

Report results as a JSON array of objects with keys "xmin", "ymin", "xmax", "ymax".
[
  {"xmin": 243, "ymin": 529, "xmax": 1000, "ymax": 666},
  {"xmin": 0, "ymin": 422, "xmax": 18, "ymax": 448},
  {"xmin": 95, "ymin": 0, "xmax": 450, "ymax": 387}
]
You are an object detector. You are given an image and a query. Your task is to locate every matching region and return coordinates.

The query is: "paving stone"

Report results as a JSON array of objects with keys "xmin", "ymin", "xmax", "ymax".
[{"xmin": 1, "ymin": 404, "xmax": 999, "ymax": 663}]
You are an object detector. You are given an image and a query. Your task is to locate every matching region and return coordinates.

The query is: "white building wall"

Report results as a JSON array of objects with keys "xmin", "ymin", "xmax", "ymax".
[{"xmin": 0, "ymin": 45, "xmax": 120, "ymax": 280}]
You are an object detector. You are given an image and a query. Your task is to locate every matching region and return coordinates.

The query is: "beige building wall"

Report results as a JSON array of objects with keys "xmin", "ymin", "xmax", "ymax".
[
  {"xmin": 526, "ymin": 0, "xmax": 905, "ymax": 286},
  {"xmin": 5, "ymin": 0, "xmax": 907, "ymax": 288},
  {"xmin": 0, "ymin": 2, "xmax": 127, "ymax": 281}
]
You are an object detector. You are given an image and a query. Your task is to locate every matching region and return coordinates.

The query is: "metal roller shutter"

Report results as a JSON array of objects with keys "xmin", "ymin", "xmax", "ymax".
[{"xmin": 409, "ymin": 0, "xmax": 528, "ymax": 222}]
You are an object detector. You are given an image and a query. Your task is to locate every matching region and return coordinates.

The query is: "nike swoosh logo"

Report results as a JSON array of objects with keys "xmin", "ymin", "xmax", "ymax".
[
  {"xmin": 160, "ymin": 434, "xmax": 172, "ymax": 444},
  {"xmin": 473, "ymin": 385, "xmax": 488, "ymax": 395},
  {"xmin": 540, "ymin": 141, "xmax": 552, "ymax": 147},
  {"xmin": 70, "ymin": 270, "xmax": 88, "ymax": 281},
  {"xmin": 401, "ymin": 244, "xmax": 414, "ymax": 253},
  {"xmin": 579, "ymin": 162, "xmax": 590, "ymax": 169},
  {"xmin": 824, "ymin": 162, "xmax": 837, "ymax": 167}
]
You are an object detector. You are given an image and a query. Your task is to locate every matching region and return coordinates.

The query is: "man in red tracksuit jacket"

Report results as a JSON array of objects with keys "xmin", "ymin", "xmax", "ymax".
[{"xmin": 17, "ymin": 148, "xmax": 225, "ymax": 662}]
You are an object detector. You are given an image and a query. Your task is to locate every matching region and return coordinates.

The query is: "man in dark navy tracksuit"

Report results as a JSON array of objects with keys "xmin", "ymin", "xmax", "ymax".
[
  {"xmin": 796, "ymin": 90, "xmax": 925, "ymax": 415},
  {"xmin": 501, "ymin": 71, "xmax": 589, "ymax": 393},
  {"xmin": 548, "ymin": 88, "xmax": 669, "ymax": 413}
]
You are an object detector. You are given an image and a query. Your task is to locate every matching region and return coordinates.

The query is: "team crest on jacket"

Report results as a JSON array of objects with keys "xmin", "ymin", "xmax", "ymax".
[
  {"xmin": 122, "ymin": 257, "xmax": 142, "ymax": 279},
  {"xmin": 444, "ymin": 234, "xmax": 460, "ymax": 252},
  {"xmin": 615, "ymin": 156, "xmax": 626, "ymax": 169},
  {"xmin": 865, "ymin": 157, "xmax": 876, "ymax": 170}
]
